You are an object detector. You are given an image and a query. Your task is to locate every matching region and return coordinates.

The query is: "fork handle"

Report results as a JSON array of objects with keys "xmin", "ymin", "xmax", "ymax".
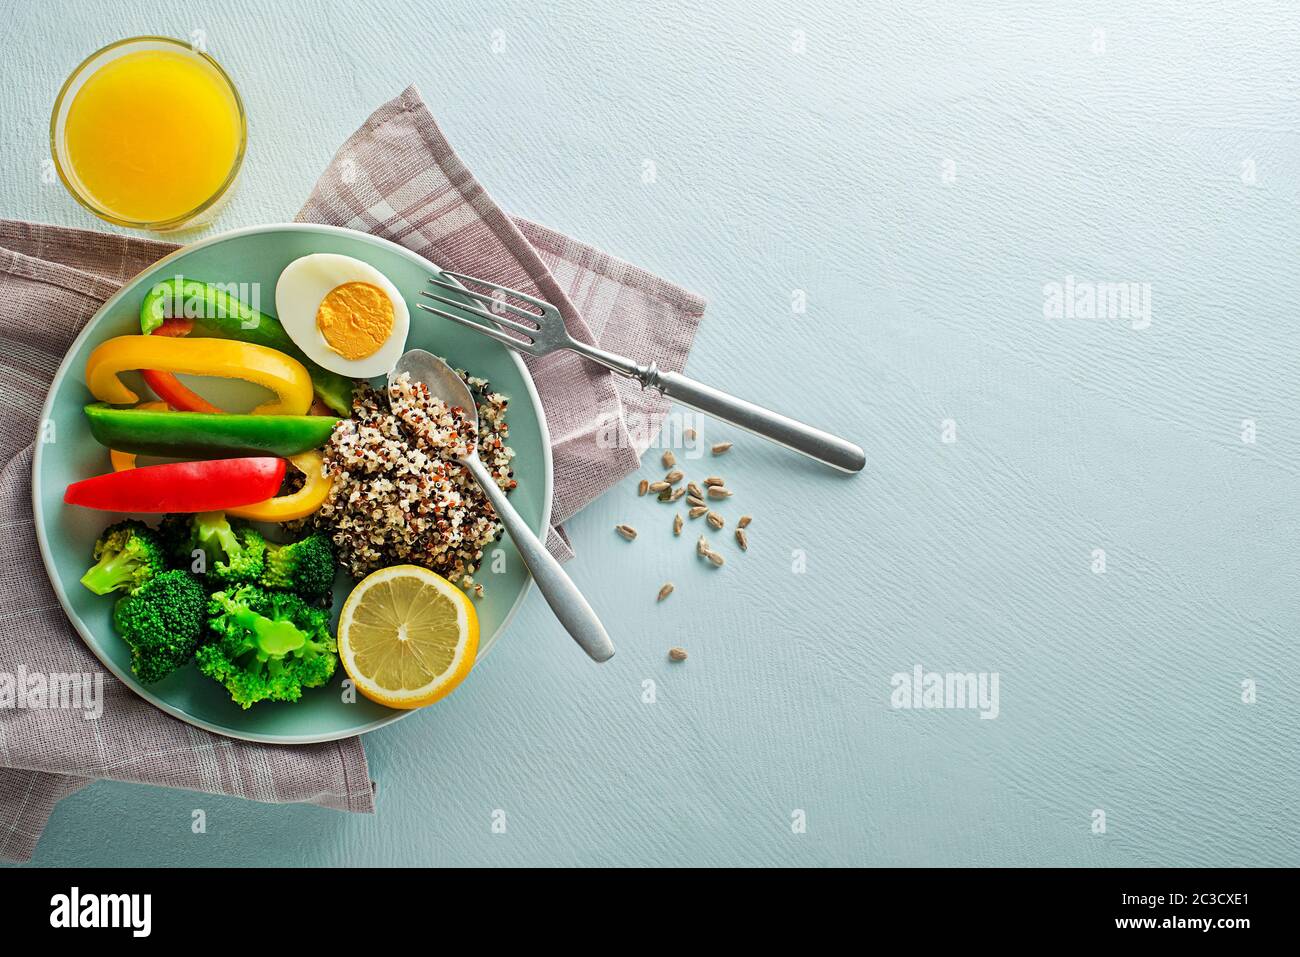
[
  {"xmin": 649, "ymin": 370, "xmax": 866, "ymax": 473},
  {"xmin": 568, "ymin": 342, "xmax": 864, "ymax": 472},
  {"xmin": 464, "ymin": 455, "xmax": 615, "ymax": 662}
]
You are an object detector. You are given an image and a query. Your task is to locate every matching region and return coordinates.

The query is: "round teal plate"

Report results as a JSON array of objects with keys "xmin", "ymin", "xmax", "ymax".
[{"xmin": 32, "ymin": 223, "xmax": 552, "ymax": 744}]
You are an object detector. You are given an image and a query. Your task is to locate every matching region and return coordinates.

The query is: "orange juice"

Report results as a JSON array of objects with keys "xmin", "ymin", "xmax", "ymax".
[{"xmin": 53, "ymin": 38, "xmax": 244, "ymax": 228}]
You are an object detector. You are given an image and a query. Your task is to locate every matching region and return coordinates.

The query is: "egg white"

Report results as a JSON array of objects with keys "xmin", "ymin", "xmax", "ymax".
[{"xmin": 274, "ymin": 253, "xmax": 410, "ymax": 378}]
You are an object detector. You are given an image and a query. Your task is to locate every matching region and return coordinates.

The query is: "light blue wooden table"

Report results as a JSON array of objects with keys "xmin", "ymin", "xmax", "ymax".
[{"xmin": 2, "ymin": 0, "xmax": 1296, "ymax": 866}]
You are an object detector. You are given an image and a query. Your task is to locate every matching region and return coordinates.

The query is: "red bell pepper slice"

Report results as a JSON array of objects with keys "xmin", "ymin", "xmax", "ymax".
[
  {"xmin": 154, "ymin": 318, "xmax": 194, "ymax": 337},
  {"xmin": 140, "ymin": 369, "xmax": 222, "ymax": 414},
  {"xmin": 64, "ymin": 457, "xmax": 286, "ymax": 513},
  {"xmin": 143, "ymin": 318, "xmax": 224, "ymax": 414}
]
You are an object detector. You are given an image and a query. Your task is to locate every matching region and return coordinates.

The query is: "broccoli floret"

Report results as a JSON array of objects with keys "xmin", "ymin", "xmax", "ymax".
[
  {"xmin": 160, "ymin": 511, "xmax": 266, "ymax": 584},
  {"xmin": 197, "ymin": 584, "xmax": 338, "ymax": 709},
  {"xmin": 260, "ymin": 532, "xmax": 337, "ymax": 603},
  {"xmin": 80, "ymin": 519, "xmax": 166, "ymax": 595},
  {"xmin": 155, "ymin": 513, "xmax": 193, "ymax": 567},
  {"xmin": 111, "ymin": 570, "xmax": 205, "ymax": 683},
  {"xmin": 210, "ymin": 521, "xmax": 265, "ymax": 585}
]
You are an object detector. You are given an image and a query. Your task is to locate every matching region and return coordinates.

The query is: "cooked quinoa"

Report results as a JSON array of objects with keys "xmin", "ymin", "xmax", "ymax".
[{"xmin": 303, "ymin": 370, "xmax": 516, "ymax": 589}]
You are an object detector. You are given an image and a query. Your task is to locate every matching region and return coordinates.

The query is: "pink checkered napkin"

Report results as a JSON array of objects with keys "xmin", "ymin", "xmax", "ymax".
[
  {"xmin": 298, "ymin": 85, "xmax": 707, "ymax": 556},
  {"xmin": 0, "ymin": 85, "xmax": 705, "ymax": 862}
]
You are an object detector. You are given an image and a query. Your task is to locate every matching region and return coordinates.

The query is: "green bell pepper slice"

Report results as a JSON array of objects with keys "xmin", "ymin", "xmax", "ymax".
[
  {"xmin": 139, "ymin": 277, "xmax": 355, "ymax": 414},
  {"xmin": 85, "ymin": 403, "xmax": 341, "ymax": 459}
]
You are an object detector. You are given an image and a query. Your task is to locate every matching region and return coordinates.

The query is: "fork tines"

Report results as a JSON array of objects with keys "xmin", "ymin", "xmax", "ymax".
[
  {"xmin": 418, "ymin": 278, "xmax": 541, "ymax": 353},
  {"xmin": 439, "ymin": 271, "xmax": 553, "ymax": 313},
  {"xmin": 425, "ymin": 276, "xmax": 542, "ymax": 328},
  {"xmin": 415, "ymin": 301, "xmax": 541, "ymax": 353}
]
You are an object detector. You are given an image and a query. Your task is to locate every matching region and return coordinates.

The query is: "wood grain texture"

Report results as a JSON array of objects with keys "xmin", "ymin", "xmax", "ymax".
[{"xmin": 2, "ymin": 0, "xmax": 1297, "ymax": 866}]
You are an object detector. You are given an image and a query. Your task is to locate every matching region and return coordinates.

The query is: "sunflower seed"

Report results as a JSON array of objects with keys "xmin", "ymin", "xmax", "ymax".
[
  {"xmin": 687, "ymin": 495, "xmax": 706, "ymax": 508},
  {"xmin": 638, "ymin": 479, "xmax": 649, "ymax": 496},
  {"xmin": 703, "ymin": 476, "xmax": 725, "ymax": 487},
  {"xmin": 697, "ymin": 535, "xmax": 709, "ymax": 556},
  {"xmin": 684, "ymin": 428, "xmax": 697, "ymax": 441},
  {"xmin": 665, "ymin": 469, "xmax": 684, "ymax": 484},
  {"xmin": 711, "ymin": 442, "xmax": 732, "ymax": 455},
  {"xmin": 668, "ymin": 646, "xmax": 688, "ymax": 661},
  {"xmin": 689, "ymin": 505, "xmax": 709, "ymax": 519},
  {"xmin": 670, "ymin": 487, "xmax": 686, "ymax": 501},
  {"xmin": 704, "ymin": 549, "xmax": 725, "ymax": 567},
  {"xmin": 707, "ymin": 486, "xmax": 733, "ymax": 499},
  {"xmin": 737, "ymin": 515, "xmax": 752, "ymax": 529},
  {"xmin": 658, "ymin": 582, "xmax": 675, "ymax": 602},
  {"xmin": 706, "ymin": 511, "xmax": 725, "ymax": 530},
  {"xmin": 735, "ymin": 528, "xmax": 748, "ymax": 551},
  {"xmin": 687, "ymin": 482, "xmax": 704, "ymax": 500},
  {"xmin": 662, "ymin": 450, "xmax": 676, "ymax": 469},
  {"xmin": 673, "ymin": 514, "xmax": 683, "ymax": 536},
  {"xmin": 615, "ymin": 524, "xmax": 637, "ymax": 540},
  {"xmin": 657, "ymin": 487, "xmax": 673, "ymax": 501},
  {"xmin": 649, "ymin": 480, "xmax": 670, "ymax": 492}
]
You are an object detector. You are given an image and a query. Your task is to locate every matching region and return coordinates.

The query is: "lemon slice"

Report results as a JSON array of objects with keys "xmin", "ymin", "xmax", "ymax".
[{"xmin": 337, "ymin": 565, "xmax": 479, "ymax": 709}]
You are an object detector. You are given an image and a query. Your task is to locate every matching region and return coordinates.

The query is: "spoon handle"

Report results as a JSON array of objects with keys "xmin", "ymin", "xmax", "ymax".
[{"xmin": 464, "ymin": 455, "xmax": 615, "ymax": 662}]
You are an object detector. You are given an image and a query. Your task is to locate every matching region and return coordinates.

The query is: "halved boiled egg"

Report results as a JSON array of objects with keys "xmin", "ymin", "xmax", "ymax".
[{"xmin": 275, "ymin": 254, "xmax": 410, "ymax": 378}]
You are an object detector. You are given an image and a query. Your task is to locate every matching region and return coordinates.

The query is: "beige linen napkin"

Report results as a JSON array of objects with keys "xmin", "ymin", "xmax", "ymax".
[{"xmin": 0, "ymin": 85, "xmax": 705, "ymax": 862}]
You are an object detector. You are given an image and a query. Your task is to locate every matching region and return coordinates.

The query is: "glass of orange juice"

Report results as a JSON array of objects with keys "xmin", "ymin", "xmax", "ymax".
[{"xmin": 51, "ymin": 36, "xmax": 246, "ymax": 231}]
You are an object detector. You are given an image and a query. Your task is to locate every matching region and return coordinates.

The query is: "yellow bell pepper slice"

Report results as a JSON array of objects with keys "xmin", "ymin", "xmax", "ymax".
[
  {"xmin": 85, "ymin": 336, "xmax": 314, "ymax": 415},
  {"xmin": 110, "ymin": 446, "xmax": 330, "ymax": 522},
  {"xmin": 228, "ymin": 452, "xmax": 331, "ymax": 522}
]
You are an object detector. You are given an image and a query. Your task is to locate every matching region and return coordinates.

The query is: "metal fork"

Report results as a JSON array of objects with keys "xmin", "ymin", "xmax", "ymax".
[{"xmin": 418, "ymin": 273, "xmax": 866, "ymax": 472}]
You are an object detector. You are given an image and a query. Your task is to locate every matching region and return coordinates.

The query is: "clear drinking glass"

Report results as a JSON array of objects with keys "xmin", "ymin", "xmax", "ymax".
[{"xmin": 50, "ymin": 36, "xmax": 247, "ymax": 231}]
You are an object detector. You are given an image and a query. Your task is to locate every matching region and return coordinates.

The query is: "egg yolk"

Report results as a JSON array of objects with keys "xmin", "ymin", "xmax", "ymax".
[{"xmin": 316, "ymin": 282, "xmax": 394, "ymax": 360}]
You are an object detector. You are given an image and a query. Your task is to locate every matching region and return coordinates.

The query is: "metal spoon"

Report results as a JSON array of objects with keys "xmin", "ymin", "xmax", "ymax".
[{"xmin": 389, "ymin": 349, "xmax": 614, "ymax": 662}]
